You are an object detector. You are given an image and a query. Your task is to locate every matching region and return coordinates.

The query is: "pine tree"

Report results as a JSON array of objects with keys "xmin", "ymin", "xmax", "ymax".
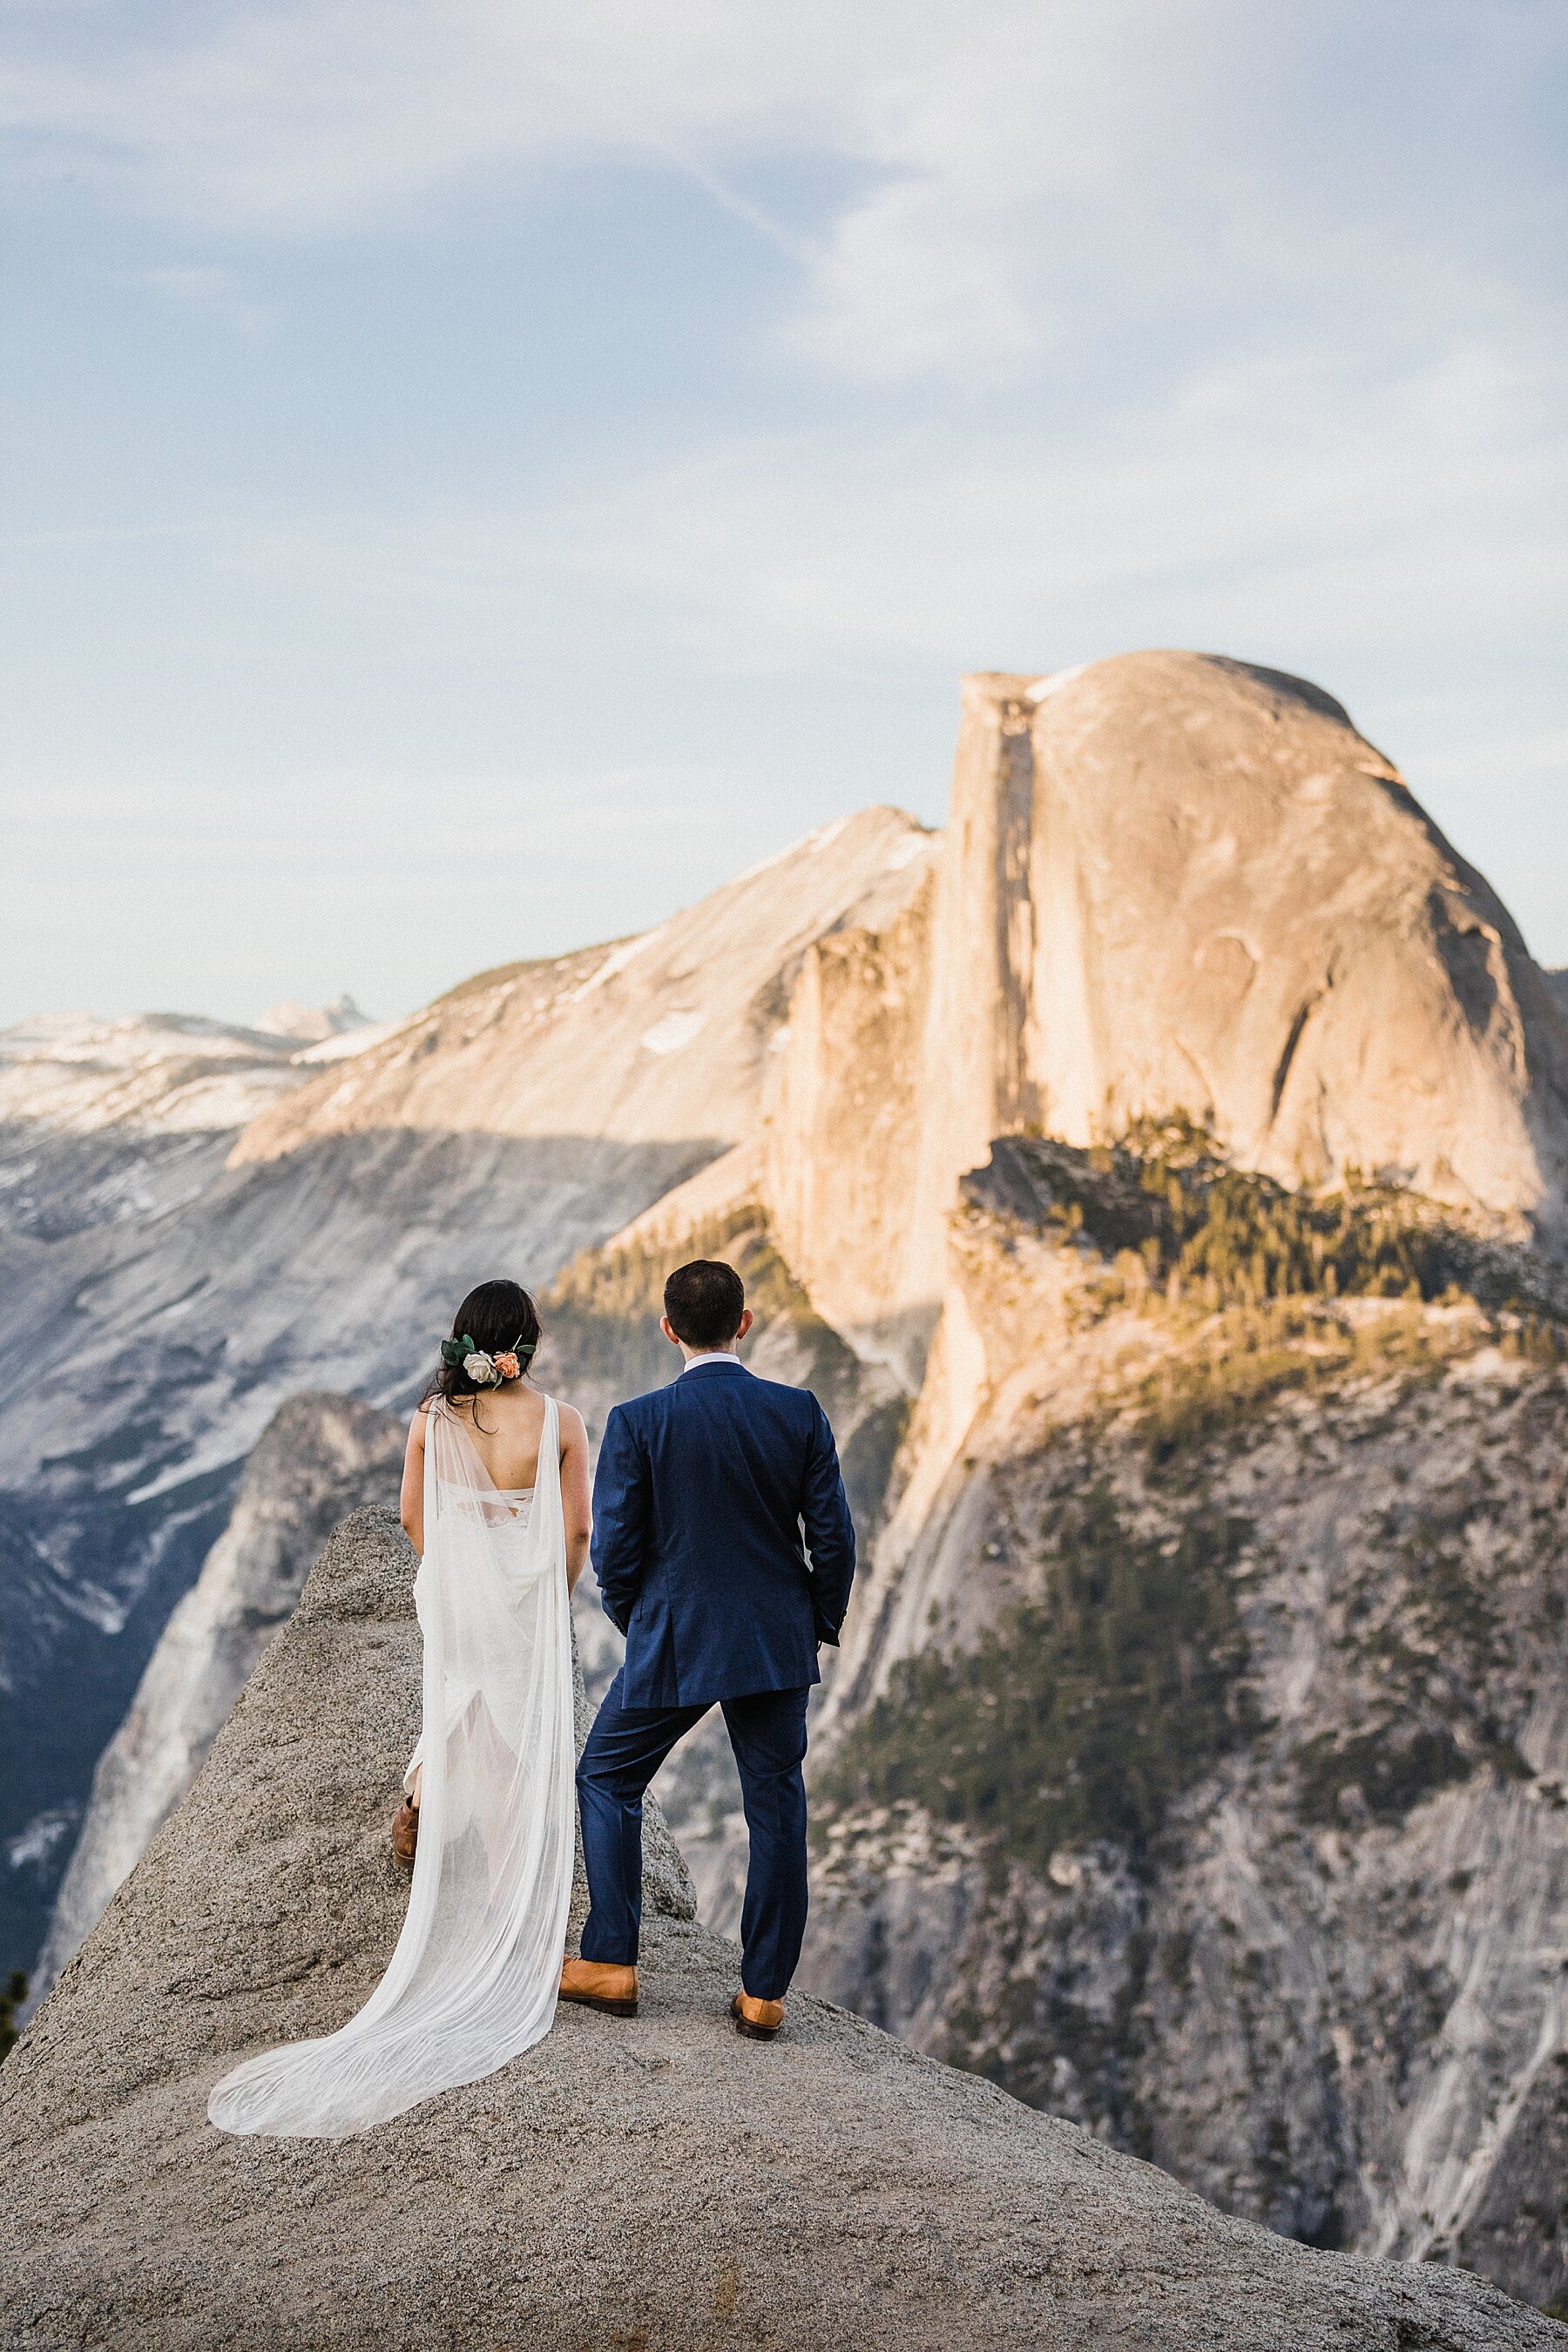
[{"xmin": 0, "ymin": 1969, "xmax": 29, "ymax": 2062}]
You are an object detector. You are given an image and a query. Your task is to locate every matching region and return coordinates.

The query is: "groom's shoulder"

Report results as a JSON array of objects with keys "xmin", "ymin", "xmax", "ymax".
[
  {"xmin": 734, "ymin": 1369, "xmax": 828, "ymax": 1436},
  {"xmin": 609, "ymin": 1380, "xmax": 676, "ymax": 1425},
  {"xmin": 741, "ymin": 1369, "xmax": 817, "ymax": 1409},
  {"xmin": 627, "ymin": 1369, "xmax": 818, "ymax": 1417},
  {"xmin": 612, "ymin": 1367, "xmax": 824, "ymax": 1422}
]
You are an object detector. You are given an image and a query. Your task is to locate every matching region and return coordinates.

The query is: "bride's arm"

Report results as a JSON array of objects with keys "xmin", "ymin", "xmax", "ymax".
[
  {"xmin": 400, "ymin": 1406, "xmax": 429, "ymax": 1556},
  {"xmin": 559, "ymin": 1403, "xmax": 592, "ymax": 1592}
]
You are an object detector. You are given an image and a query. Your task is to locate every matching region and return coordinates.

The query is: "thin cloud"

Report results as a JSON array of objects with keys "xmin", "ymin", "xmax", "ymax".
[{"xmin": 121, "ymin": 263, "xmax": 274, "ymax": 338}]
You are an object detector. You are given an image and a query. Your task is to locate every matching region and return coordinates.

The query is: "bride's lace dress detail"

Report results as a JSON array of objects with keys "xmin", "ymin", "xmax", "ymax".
[{"xmin": 208, "ymin": 1397, "xmax": 575, "ymax": 2139}]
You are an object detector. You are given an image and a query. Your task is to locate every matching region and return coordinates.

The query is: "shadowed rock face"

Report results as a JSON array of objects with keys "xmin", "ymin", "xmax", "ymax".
[
  {"xmin": 3, "ymin": 1508, "xmax": 1557, "ymax": 2352},
  {"xmin": 0, "ymin": 1124, "xmax": 713, "ymax": 1979},
  {"xmin": 33, "ymin": 1394, "xmax": 408, "ymax": 1995}
]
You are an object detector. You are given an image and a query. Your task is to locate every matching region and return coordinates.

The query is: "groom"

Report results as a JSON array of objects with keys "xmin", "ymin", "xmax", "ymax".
[{"xmin": 560, "ymin": 1258, "xmax": 856, "ymax": 2040}]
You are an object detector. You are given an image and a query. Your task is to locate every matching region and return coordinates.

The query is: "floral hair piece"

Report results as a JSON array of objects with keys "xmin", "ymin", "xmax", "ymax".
[{"xmin": 440, "ymin": 1330, "xmax": 537, "ymax": 1388}]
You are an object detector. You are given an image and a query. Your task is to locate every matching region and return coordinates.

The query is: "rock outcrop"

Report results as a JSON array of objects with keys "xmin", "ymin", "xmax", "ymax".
[
  {"xmin": 3, "ymin": 1508, "xmax": 1557, "ymax": 2352},
  {"xmin": 34, "ymin": 1394, "xmax": 406, "ymax": 1995},
  {"xmin": 761, "ymin": 856, "xmax": 939, "ymax": 1381},
  {"xmin": 801, "ymin": 1132, "xmax": 1568, "ymax": 2306},
  {"xmin": 255, "ymin": 994, "xmax": 374, "ymax": 1045}
]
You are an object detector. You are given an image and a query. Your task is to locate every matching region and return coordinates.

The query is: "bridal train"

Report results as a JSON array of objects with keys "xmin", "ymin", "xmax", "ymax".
[{"xmin": 208, "ymin": 1396, "xmax": 576, "ymax": 2139}]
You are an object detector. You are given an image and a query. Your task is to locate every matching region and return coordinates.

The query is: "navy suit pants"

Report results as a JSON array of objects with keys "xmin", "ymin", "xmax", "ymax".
[{"xmin": 577, "ymin": 1670, "xmax": 810, "ymax": 2002}]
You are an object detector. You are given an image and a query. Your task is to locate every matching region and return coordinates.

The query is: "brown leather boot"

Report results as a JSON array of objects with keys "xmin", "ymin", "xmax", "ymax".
[
  {"xmin": 559, "ymin": 1957, "xmax": 639, "ymax": 2017},
  {"xmin": 391, "ymin": 1798, "xmax": 418, "ymax": 1874},
  {"xmin": 732, "ymin": 1990, "xmax": 785, "ymax": 2041}
]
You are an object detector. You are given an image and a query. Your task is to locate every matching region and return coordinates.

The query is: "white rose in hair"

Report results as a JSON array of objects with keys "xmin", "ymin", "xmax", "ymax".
[{"xmin": 463, "ymin": 1351, "xmax": 497, "ymax": 1385}]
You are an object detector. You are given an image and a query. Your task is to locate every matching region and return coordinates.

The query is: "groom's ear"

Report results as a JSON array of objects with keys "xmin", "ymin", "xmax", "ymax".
[
  {"xmin": 736, "ymin": 1308, "xmax": 754, "ymax": 1342},
  {"xmin": 660, "ymin": 1315, "xmax": 680, "ymax": 1348}
]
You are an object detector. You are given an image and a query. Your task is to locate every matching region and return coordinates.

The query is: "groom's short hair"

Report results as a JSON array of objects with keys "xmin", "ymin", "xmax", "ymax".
[{"xmin": 664, "ymin": 1260, "xmax": 746, "ymax": 1350}]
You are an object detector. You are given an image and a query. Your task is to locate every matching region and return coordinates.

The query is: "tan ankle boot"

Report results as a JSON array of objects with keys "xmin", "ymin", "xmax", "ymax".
[
  {"xmin": 391, "ymin": 1798, "xmax": 418, "ymax": 1875},
  {"xmin": 559, "ymin": 1956, "xmax": 639, "ymax": 2017},
  {"xmin": 732, "ymin": 1990, "xmax": 784, "ymax": 2040}
]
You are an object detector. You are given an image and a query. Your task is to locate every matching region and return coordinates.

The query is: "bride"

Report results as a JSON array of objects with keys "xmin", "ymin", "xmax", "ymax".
[{"xmin": 208, "ymin": 1279, "xmax": 591, "ymax": 2139}]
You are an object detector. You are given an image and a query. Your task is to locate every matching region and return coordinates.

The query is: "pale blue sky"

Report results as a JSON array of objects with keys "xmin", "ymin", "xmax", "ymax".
[{"xmin": 3, "ymin": 2, "xmax": 1565, "ymax": 1025}]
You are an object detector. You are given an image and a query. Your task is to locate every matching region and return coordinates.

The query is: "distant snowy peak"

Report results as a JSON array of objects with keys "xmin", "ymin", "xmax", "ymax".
[
  {"xmin": 291, "ymin": 1018, "xmax": 408, "ymax": 1066},
  {"xmin": 0, "ymin": 997, "xmax": 393, "ymax": 1137},
  {"xmin": 0, "ymin": 1011, "xmax": 298, "ymax": 1137},
  {"xmin": 254, "ymin": 993, "xmax": 372, "ymax": 1044},
  {"xmin": 0, "ymin": 1010, "xmax": 289, "ymax": 1067}
]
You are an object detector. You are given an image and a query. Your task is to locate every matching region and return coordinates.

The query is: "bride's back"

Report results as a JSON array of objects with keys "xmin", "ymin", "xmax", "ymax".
[{"xmin": 441, "ymin": 1383, "xmax": 550, "ymax": 1491}]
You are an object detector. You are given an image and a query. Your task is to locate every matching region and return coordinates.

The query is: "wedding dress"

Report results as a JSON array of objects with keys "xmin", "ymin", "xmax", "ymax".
[{"xmin": 208, "ymin": 1396, "xmax": 575, "ymax": 2139}]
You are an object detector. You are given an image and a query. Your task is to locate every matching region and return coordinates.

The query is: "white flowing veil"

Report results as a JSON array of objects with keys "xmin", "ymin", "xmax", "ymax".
[{"xmin": 208, "ymin": 1395, "xmax": 576, "ymax": 2139}]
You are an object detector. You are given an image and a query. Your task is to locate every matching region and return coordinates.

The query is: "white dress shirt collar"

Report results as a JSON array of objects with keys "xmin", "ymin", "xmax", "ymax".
[{"xmin": 678, "ymin": 1349, "xmax": 748, "ymax": 1375}]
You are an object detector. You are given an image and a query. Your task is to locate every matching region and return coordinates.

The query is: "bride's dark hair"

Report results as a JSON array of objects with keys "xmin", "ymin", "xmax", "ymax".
[{"xmin": 422, "ymin": 1280, "xmax": 542, "ymax": 1427}]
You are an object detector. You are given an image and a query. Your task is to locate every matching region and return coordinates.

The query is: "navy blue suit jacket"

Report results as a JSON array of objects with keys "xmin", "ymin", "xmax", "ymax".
[{"xmin": 591, "ymin": 1358, "xmax": 856, "ymax": 1708}]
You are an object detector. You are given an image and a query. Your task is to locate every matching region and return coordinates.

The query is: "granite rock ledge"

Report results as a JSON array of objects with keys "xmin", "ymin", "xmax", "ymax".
[{"xmin": 1, "ymin": 1509, "xmax": 1559, "ymax": 2351}]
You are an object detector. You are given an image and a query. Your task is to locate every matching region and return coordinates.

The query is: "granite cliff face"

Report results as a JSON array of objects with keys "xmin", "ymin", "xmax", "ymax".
[
  {"xmin": 800, "ymin": 1132, "xmax": 1568, "ymax": 2308},
  {"xmin": 228, "ymin": 806, "xmax": 936, "ymax": 1172},
  {"xmin": 3, "ymin": 1507, "xmax": 1556, "ymax": 2352},
  {"xmin": 944, "ymin": 659, "xmax": 1568, "ymax": 1220},
  {"xmin": 524, "ymin": 656, "xmax": 1568, "ymax": 2307},
  {"xmin": 758, "ymin": 657, "xmax": 1568, "ymax": 1367}
]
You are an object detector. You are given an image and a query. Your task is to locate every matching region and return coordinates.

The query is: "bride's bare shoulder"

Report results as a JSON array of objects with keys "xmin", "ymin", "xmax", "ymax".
[{"xmin": 556, "ymin": 1399, "xmax": 588, "ymax": 1446}]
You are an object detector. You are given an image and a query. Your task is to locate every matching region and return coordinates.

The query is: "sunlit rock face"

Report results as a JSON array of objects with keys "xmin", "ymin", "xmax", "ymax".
[
  {"xmin": 759, "ymin": 656, "xmax": 1568, "ymax": 1369},
  {"xmin": 228, "ymin": 807, "xmax": 934, "ymax": 1167},
  {"xmin": 937, "ymin": 657, "xmax": 1568, "ymax": 1222},
  {"xmin": 760, "ymin": 855, "xmax": 939, "ymax": 1384}
]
